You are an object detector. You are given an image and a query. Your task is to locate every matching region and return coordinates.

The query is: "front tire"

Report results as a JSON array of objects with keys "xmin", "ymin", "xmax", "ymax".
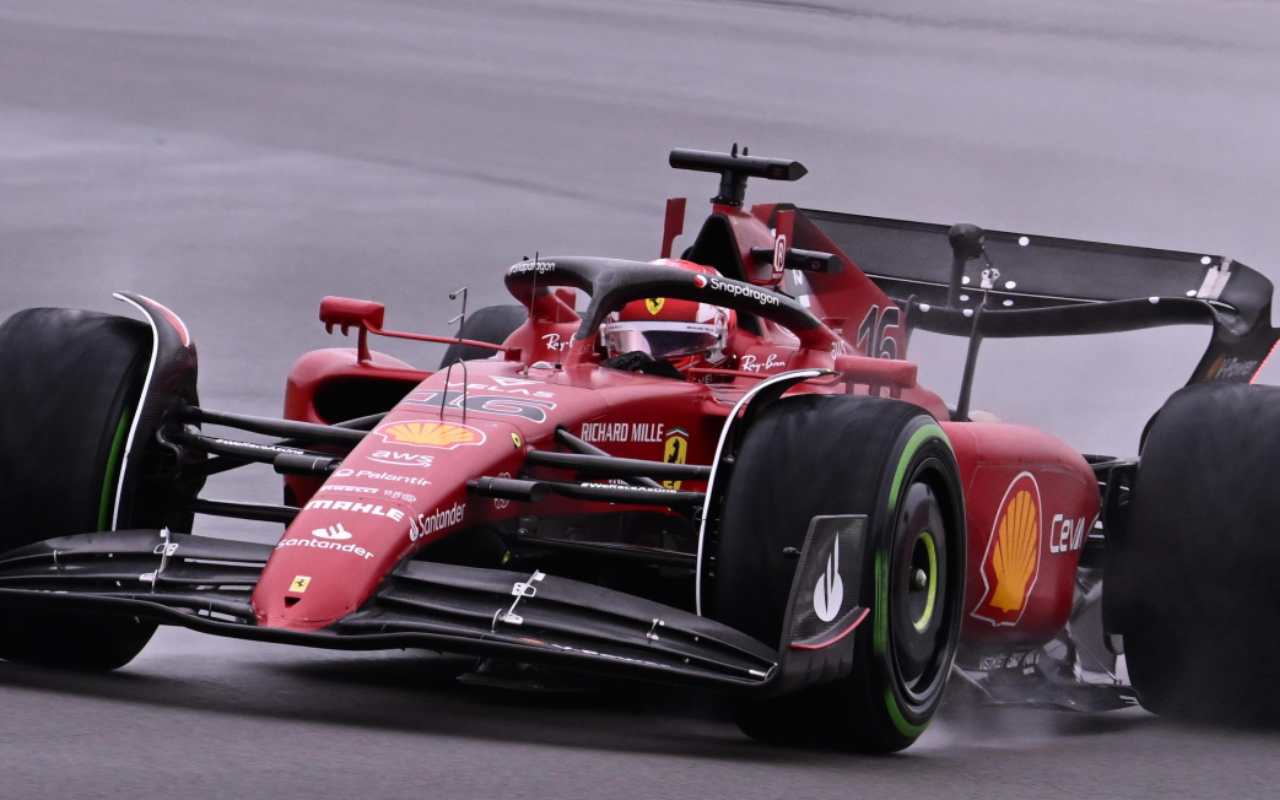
[
  {"xmin": 438, "ymin": 304, "xmax": 526, "ymax": 368},
  {"xmin": 709, "ymin": 395, "xmax": 965, "ymax": 752},
  {"xmin": 0, "ymin": 307, "xmax": 158, "ymax": 670}
]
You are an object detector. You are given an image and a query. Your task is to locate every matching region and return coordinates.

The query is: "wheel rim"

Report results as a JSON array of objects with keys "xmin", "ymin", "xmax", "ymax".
[
  {"xmin": 909, "ymin": 531, "xmax": 938, "ymax": 633},
  {"xmin": 889, "ymin": 476, "xmax": 954, "ymax": 705}
]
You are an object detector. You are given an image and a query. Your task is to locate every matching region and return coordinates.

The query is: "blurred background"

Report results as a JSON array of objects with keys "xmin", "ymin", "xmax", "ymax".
[
  {"xmin": 5, "ymin": 0, "xmax": 1280, "ymax": 454},
  {"xmin": 1, "ymin": 1, "xmax": 1278, "ymax": 796}
]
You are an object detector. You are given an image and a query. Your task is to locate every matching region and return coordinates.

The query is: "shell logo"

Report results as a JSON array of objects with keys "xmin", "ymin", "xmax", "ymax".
[
  {"xmin": 375, "ymin": 420, "xmax": 486, "ymax": 450},
  {"xmin": 971, "ymin": 472, "xmax": 1042, "ymax": 627}
]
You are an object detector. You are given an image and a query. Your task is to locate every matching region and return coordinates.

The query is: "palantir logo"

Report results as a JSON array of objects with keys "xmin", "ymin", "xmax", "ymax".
[
  {"xmin": 813, "ymin": 538, "xmax": 844, "ymax": 623},
  {"xmin": 311, "ymin": 523, "xmax": 352, "ymax": 541}
]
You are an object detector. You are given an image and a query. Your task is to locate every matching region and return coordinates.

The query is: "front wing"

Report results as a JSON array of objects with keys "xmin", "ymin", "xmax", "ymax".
[{"xmin": 0, "ymin": 530, "xmax": 782, "ymax": 689}]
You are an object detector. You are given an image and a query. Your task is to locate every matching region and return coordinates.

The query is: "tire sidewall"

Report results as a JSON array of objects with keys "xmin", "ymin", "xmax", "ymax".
[
  {"xmin": 0, "ymin": 308, "xmax": 151, "ymax": 545},
  {"xmin": 711, "ymin": 395, "xmax": 965, "ymax": 751},
  {"xmin": 438, "ymin": 305, "xmax": 527, "ymax": 368},
  {"xmin": 1114, "ymin": 381, "xmax": 1280, "ymax": 718},
  {"xmin": 860, "ymin": 416, "xmax": 965, "ymax": 740},
  {"xmin": 0, "ymin": 307, "xmax": 159, "ymax": 669}
]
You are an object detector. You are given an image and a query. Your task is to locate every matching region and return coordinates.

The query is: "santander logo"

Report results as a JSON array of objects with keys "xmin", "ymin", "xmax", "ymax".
[
  {"xmin": 311, "ymin": 523, "xmax": 352, "ymax": 541},
  {"xmin": 813, "ymin": 539, "xmax": 844, "ymax": 623}
]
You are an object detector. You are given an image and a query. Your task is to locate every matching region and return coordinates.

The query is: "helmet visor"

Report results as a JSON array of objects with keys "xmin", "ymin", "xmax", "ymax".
[{"xmin": 601, "ymin": 321, "xmax": 721, "ymax": 360}]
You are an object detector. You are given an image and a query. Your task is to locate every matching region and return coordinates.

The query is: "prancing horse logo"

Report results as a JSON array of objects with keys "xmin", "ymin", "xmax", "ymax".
[{"xmin": 645, "ymin": 298, "xmax": 665, "ymax": 316}]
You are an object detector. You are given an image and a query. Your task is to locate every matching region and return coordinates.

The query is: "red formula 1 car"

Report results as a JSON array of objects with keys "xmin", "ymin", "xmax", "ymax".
[{"xmin": 3, "ymin": 148, "xmax": 1278, "ymax": 751}]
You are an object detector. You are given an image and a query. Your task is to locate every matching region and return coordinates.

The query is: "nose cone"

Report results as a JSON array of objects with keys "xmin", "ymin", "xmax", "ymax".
[
  {"xmin": 251, "ymin": 415, "xmax": 522, "ymax": 631},
  {"xmin": 253, "ymin": 501, "xmax": 413, "ymax": 629}
]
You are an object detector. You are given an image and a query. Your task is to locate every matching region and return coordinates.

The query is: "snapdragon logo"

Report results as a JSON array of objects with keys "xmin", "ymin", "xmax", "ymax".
[
  {"xmin": 509, "ymin": 260, "xmax": 556, "ymax": 275},
  {"xmin": 409, "ymin": 501, "xmax": 466, "ymax": 542},
  {"xmin": 707, "ymin": 277, "xmax": 781, "ymax": 307}
]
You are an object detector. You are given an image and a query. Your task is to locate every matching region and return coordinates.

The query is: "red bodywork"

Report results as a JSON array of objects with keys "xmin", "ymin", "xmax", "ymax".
[{"xmin": 266, "ymin": 195, "xmax": 1097, "ymax": 651}]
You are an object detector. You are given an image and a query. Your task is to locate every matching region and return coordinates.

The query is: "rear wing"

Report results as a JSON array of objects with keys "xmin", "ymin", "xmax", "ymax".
[{"xmin": 795, "ymin": 209, "xmax": 1279, "ymax": 385}]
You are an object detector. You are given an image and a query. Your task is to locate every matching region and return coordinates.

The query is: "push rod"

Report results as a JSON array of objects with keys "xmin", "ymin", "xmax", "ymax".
[
  {"xmin": 525, "ymin": 449, "xmax": 711, "ymax": 481},
  {"xmin": 178, "ymin": 406, "xmax": 367, "ymax": 447},
  {"xmin": 554, "ymin": 428, "xmax": 665, "ymax": 490},
  {"xmin": 468, "ymin": 476, "xmax": 704, "ymax": 508},
  {"xmin": 188, "ymin": 498, "xmax": 300, "ymax": 524}
]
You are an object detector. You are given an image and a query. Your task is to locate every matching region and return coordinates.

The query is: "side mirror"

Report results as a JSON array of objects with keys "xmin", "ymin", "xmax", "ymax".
[
  {"xmin": 319, "ymin": 296, "xmax": 385, "ymax": 335},
  {"xmin": 319, "ymin": 297, "xmax": 385, "ymax": 364}
]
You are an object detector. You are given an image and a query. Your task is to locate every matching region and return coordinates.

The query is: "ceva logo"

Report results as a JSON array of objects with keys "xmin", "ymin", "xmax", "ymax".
[{"xmin": 813, "ymin": 538, "xmax": 844, "ymax": 623}]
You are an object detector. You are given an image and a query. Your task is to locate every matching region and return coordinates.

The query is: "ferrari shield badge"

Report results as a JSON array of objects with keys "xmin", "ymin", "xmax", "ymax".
[{"xmin": 660, "ymin": 427, "xmax": 688, "ymax": 490}]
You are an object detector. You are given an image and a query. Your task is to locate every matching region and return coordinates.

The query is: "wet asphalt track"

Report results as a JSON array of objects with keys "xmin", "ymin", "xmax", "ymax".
[{"xmin": 2, "ymin": 1, "xmax": 1280, "ymax": 797}]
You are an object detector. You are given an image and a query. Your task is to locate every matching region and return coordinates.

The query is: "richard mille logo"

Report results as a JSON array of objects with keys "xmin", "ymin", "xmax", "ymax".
[{"xmin": 813, "ymin": 539, "xmax": 844, "ymax": 623}]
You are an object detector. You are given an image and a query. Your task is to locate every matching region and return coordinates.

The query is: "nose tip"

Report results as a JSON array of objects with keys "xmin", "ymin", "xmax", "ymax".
[{"xmin": 254, "ymin": 582, "xmax": 352, "ymax": 631}]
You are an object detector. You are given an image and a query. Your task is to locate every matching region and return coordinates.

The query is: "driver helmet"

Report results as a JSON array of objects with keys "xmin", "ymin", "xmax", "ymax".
[{"xmin": 601, "ymin": 263, "xmax": 732, "ymax": 371}]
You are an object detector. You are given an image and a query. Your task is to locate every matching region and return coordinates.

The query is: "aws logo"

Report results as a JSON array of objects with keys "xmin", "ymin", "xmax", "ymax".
[
  {"xmin": 971, "ymin": 472, "xmax": 1042, "ymax": 627},
  {"xmin": 374, "ymin": 420, "xmax": 486, "ymax": 450}
]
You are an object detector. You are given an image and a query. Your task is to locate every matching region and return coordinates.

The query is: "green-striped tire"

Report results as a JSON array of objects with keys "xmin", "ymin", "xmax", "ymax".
[
  {"xmin": 0, "ymin": 307, "xmax": 158, "ymax": 670},
  {"xmin": 710, "ymin": 394, "xmax": 966, "ymax": 752}
]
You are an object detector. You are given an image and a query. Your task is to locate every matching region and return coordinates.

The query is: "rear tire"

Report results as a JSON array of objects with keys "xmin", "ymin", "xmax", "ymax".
[
  {"xmin": 1111, "ymin": 382, "xmax": 1280, "ymax": 721},
  {"xmin": 0, "ymin": 308, "xmax": 158, "ymax": 670},
  {"xmin": 438, "ymin": 304, "xmax": 526, "ymax": 368},
  {"xmin": 710, "ymin": 395, "xmax": 965, "ymax": 752}
]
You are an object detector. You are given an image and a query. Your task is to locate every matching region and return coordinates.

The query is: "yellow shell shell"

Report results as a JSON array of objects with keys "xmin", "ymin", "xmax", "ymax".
[
  {"xmin": 383, "ymin": 421, "xmax": 477, "ymax": 447},
  {"xmin": 989, "ymin": 489, "xmax": 1039, "ymax": 612}
]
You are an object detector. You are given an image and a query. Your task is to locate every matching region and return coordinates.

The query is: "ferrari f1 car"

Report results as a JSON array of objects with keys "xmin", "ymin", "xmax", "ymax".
[{"xmin": 2, "ymin": 147, "xmax": 1277, "ymax": 752}]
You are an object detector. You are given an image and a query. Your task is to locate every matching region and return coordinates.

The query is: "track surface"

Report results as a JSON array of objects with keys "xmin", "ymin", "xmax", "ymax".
[{"xmin": 2, "ymin": 1, "xmax": 1280, "ymax": 797}]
